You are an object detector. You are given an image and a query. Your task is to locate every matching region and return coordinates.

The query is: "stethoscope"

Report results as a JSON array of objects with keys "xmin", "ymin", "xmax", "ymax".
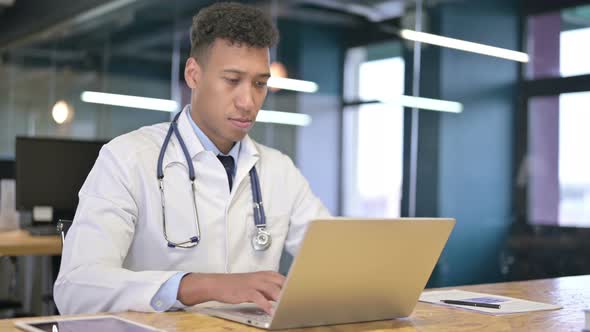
[{"xmin": 156, "ymin": 111, "xmax": 271, "ymax": 251}]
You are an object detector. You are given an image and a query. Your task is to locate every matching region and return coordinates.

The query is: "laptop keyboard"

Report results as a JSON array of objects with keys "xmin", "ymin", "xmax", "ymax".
[{"xmin": 230, "ymin": 307, "xmax": 272, "ymax": 323}]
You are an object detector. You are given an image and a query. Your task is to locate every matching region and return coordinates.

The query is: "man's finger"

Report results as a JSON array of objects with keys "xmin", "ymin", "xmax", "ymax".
[
  {"xmin": 249, "ymin": 290, "xmax": 273, "ymax": 315},
  {"xmin": 260, "ymin": 271, "xmax": 286, "ymax": 287},
  {"xmin": 257, "ymin": 281, "xmax": 282, "ymax": 301}
]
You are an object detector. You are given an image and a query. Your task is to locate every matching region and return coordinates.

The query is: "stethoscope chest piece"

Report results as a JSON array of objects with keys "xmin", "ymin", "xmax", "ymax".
[{"xmin": 252, "ymin": 227, "xmax": 272, "ymax": 251}]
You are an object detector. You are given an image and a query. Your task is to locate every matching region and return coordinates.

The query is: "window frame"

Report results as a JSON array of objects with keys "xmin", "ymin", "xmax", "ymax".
[
  {"xmin": 340, "ymin": 41, "xmax": 407, "ymax": 218},
  {"xmin": 516, "ymin": 2, "xmax": 590, "ymax": 228}
]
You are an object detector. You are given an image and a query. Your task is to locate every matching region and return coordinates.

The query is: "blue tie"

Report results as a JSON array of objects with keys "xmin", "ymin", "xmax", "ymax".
[{"xmin": 217, "ymin": 155, "xmax": 235, "ymax": 191}]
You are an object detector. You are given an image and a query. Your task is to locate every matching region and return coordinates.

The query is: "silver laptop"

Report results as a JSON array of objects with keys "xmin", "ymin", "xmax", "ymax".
[{"xmin": 198, "ymin": 218, "xmax": 455, "ymax": 330}]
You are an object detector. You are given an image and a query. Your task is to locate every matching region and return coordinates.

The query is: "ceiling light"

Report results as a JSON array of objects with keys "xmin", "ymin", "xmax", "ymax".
[
  {"xmin": 269, "ymin": 62, "xmax": 288, "ymax": 92},
  {"xmin": 270, "ymin": 62, "xmax": 288, "ymax": 78},
  {"xmin": 80, "ymin": 91, "xmax": 312, "ymax": 126},
  {"xmin": 257, "ymin": 110, "xmax": 312, "ymax": 126},
  {"xmin": 267, "ymin": 77, "xmax": 319, "ymax": 93},
  {"xmin": 81, "ymin": 91, "xmax": 178, "ymax": 112},
  {"xmin": 400, "ymin": 29, "xmax": 529, "ymax": 63},
  {"xmin": 379, "ymin": 95, "xmax": 463, "ymax": 113},
  {"xmin": 52, "ymin": 100, "xmax": 75, "ymax": 124}
]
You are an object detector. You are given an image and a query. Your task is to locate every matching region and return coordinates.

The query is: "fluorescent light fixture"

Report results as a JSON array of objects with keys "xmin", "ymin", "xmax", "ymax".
[
  {"xmin": 267, "ymin": 77, "xmax": 319, "ymax": 93},
  {"xmin": 380, "ymin": 95, "xmax": 463, "ymax": 113},
  {"xmin": 80, "ymin": 91, "xmax": 311, "ymax": 126},
  {"xmin": 400, "ymin": 29, "xmax": 530, "ymax": 63},
  {"xmin": 81, "ymin": 91, "xmax": 178, "ymax": 112},
  {"xmin": 257, "ymin": 110, "xmax": 312, "ymax": 126}
]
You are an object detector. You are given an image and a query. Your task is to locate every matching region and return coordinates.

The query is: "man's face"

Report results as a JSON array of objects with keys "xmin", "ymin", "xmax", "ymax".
[{"xmin": 185, "ymin": 39, "xmax": 270, "ymax": 153}]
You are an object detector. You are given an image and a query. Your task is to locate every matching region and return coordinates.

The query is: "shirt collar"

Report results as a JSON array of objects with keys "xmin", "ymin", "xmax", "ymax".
[{"xmin": 186, "ymin": 109, "xmax": 240, "ymax": 174}]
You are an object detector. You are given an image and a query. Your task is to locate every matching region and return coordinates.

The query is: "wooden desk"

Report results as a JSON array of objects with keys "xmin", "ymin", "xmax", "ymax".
[
  {"xmin": 0, "ymin": 230, "xmax": 61, "ymax": 256},
  {"xmin": 1, "ymin": 275, "xmax": 588, "ymax": 331},
  {"xmin": 0, "ymin": 229, "xmax": 62, "ymax": 315}
]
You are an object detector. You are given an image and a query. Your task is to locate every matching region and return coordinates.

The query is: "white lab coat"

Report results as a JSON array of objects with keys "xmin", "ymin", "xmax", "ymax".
[{"xmin": 54, "ymin": 107, "xmax": 330, "ymax": 315}]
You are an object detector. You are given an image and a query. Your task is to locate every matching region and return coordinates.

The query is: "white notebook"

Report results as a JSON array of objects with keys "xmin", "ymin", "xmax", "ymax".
[{"xmin": 420, "ymin": 289, "xmax": 561, "ymax": 315}]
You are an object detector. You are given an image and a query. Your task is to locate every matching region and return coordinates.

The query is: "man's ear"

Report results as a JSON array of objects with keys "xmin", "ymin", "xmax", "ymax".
[{"xmin": 184, "ymin": 57, "xmax": 201, "ymax": 89}]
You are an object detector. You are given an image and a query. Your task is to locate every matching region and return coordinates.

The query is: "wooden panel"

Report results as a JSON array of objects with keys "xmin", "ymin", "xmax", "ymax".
[
  {"xmin": 1, "ymin": 275, "xmax": 588, "ymax": 331},
  {"xmin": 0, "ymin": 230, "xmax": 61, "ymax": 256}
]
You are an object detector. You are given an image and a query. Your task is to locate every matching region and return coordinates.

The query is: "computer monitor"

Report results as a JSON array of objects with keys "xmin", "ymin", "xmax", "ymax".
[
  {"xmin": 15, "ymin": 137, "xmax": 106, "ymax": 222},
  {"xmin": 0, "ymin": 159, "xmax": 15, "ymax": 179}
]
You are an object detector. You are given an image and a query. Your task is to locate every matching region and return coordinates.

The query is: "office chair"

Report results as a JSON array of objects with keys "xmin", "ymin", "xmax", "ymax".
[
  {"xmin": 0, "ymin": 298, "xmax": 21, "ymax": 317},
  {"xmin": 37, "ymin": 219, "xmax": 73, "ymax": 316},
  {"xmin": 0, "ymin": 222, "xmax": 72, "ymax": 318},
  {"xmin": 0, "ymin": 257, "xmax": 23, "ymax": 318},
  {"xmin": 56, "ymin": 219, "xmax": 73, "ymax": 244}
]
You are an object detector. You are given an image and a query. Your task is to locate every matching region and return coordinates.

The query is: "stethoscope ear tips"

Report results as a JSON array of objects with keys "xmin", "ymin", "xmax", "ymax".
[
  {"xmin": 190, "ymin": 236, "xmax": 199, "ymax": 243},
  {"xmin": 167, "ymin": 242, "xmax": 176, "ymax": 248}
]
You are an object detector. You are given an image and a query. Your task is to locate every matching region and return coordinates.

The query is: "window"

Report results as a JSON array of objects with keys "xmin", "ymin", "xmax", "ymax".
[
  {"xmin": 522, "ymin": 3, "xmax": 590, "ymax": 227},
  {"xmin": 527, "ymin": 4, "xmax": 590, "ymax": 79},
  {"xmin": 342, "ymin": 43, "xmax": 404, "ymax": 217},
  {"xmin": 560, "ymin": 27, "xmax": 590, "ymax": 77},
  {"xmin": 528, "ymin": 92, "xmax": 590, "ymax": 227},
  {"xmin": 559, "ymin": 92, "xmax": 590, "ymax": 225}
]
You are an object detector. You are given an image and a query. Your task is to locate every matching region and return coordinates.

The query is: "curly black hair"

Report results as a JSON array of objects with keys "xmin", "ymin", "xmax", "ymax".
[{"xmin": 190, "ymin": 2, "xmax": 279, "ymax": 62}]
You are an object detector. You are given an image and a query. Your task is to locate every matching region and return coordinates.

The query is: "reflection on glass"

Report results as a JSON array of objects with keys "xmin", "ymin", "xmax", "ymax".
[
  {"xmin": 528, "ymin": 92, "xmax": 590, "ymax": 226},
  {"xmin": 343, "ymin": 56, "xmax": 404, "ymax": 217},
  {"xmin": 558, "ymin": 92, "xmax": 590, "ymax": 226},
  {"xmin": 560, "ymin": 27, "xmax": 590, "ymax": 77},
  {"xmin": 527, "ymin": 4, "xmax": 590, "ymax": 79}
]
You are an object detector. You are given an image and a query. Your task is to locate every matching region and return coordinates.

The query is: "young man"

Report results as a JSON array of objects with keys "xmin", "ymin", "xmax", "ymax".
[{"xmin": 54, "ymin": 2, "xmax": 330, "ymax": 315}]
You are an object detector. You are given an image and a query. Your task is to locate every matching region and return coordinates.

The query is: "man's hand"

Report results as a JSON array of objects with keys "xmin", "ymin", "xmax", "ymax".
[{"xmin": 177, "ymin": 271, "xmax": 285, "ymax": 314}]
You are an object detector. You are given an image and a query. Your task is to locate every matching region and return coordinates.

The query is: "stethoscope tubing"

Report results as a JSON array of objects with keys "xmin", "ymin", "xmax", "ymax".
[{"xmin": 156, "ymin": 110, "xmax": 269, "ymax": 250}]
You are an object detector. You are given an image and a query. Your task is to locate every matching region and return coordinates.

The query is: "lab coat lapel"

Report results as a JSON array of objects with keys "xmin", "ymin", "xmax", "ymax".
[
  {"xmin": 231, "ymin": 135, "xmax": 259, "ymax": 201},
  {"xmin": 176, "ymin": 105, "xmax": 205, "ymax": 160},
  {"xmin": 162, "ymin": 105, "xmax": 206, "ymax": 168},
  {"xmin": 162, "ymin": 105, "xmax": 260, "ymax": 201}
]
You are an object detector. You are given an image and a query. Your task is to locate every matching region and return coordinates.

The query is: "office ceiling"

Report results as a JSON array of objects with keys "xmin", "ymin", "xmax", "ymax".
[
  {"xmin": 0, "ymin": 0, "xmax": 419, "ymax": 76},
  {"xmin": 4, "ymin": 0, "xmax": 586, "ymax": 71},
  {"xmin": 0, "ymin": 0, "xmax": 412, "ymax": 51},
  {"xmin": 0, "ymin": 0, "xmax": 472, "ymax": 84}
]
